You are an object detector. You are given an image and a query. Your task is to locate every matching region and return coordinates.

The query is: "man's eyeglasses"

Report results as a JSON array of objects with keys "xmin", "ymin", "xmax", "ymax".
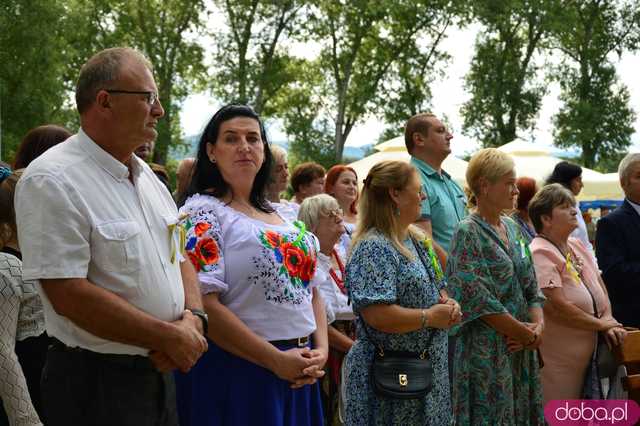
[{"xmin": 105, "ymin": 89, "xmax": 159, "ymax": 105}]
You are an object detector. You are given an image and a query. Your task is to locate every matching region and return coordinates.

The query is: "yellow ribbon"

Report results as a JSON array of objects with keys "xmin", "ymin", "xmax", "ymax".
[
  {"xmin": 169, "ymin": 213, "xmax": 189, "ymax": 263},
  {"xmin": 422, "ymin": 238, "xmax": 444, "ymax": 280},
  {"xmin": 566, "ymin": 252, "xmax": 581, "ymax": 285}
]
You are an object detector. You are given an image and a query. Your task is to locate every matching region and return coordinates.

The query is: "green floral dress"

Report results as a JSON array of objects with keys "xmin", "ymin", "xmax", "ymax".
[{"xmin": 446, "ymin": 214, "xmax": 545, "ymax": 426}]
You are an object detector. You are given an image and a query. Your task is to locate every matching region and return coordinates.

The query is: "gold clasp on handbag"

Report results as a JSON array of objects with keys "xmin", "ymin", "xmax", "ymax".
[
  {"xmin": 420, "ymin": 349, "xmax": 427, "ymax": 359},
  {"xmin": 378, "ymin": 346, "xmax": 384, "ymax": 357},
  {"xmin": 399, "ymin": 374, "xmax": 408, "ymax": 387}
]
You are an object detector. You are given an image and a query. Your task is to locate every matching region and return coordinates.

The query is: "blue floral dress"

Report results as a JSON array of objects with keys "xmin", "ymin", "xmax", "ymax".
[
  {"xmin": 446, "ymin": 214, "xmax": 545, "ymax": 425},
  {"xmin": 343, "ymin": 230, "xmax": 451, "ymax": 426}
]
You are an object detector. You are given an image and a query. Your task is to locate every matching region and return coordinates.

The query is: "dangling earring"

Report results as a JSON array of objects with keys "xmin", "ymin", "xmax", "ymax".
[
  {"xmin": 209, "ymin": 156, "xmax": 216, "ymax": 164},
  {"xmin": 394, "ymin": 205, "xmax": 400, "ymax": 217}
]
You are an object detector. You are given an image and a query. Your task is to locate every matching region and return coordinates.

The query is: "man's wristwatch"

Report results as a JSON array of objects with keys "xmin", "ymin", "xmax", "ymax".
[{"xmin": 185, "ymin": 308, "xmax": 209, "ymax": 335}]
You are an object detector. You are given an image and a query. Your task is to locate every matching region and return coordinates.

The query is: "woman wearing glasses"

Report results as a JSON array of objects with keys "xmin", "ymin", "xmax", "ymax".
[
  {"xmin": 298, "ymin": 194, "xmax": 355, "ymax": 424},
  {"xmin": 528, "ymin": 184, "xmax": 626, "ymax": 402},
  {"xmin": 174, "ymin": 105, "xmax": 327, "ymax": 425},
  {"xmin": 343, "ymin": 161, "xmax": 461, "ymax": 426}
]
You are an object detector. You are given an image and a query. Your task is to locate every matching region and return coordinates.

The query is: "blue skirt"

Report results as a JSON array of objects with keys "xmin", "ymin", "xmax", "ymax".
[{"xmin": 175, "ymin": 339, "xmax": 324, "ymax": 426}]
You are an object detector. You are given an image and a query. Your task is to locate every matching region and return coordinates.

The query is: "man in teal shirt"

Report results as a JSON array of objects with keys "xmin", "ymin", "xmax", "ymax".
[{"xmin": 405, "ymin": 113, "xmax": 467, "ymax": 267}]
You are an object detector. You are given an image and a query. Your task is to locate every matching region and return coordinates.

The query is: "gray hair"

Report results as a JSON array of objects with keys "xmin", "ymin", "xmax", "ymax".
[
  {"xmin": 76, "ymin": 47, "xmax": 152, "ymax": 114},
  {"xmin": 618, "ymin": 153, "xmax": 640, "ymax": 186},
  {"xmin": 297, "ymin": 194, "xmax": 340, "ymax": 231},
  {"xmin": 270, "ymin": 145, "xmax": 288, "ymax": 163}
]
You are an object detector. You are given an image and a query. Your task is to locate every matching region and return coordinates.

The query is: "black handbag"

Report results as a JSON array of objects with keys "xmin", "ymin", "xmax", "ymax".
[{"xmin": 363, "ymin": 238, "xmax": 438, "ymax": 399}]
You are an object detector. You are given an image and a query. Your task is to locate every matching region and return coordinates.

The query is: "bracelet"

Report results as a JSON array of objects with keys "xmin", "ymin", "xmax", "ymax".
[{"xmin": 420, "ymin": 309, "xmax": 428, "ymax": 329}]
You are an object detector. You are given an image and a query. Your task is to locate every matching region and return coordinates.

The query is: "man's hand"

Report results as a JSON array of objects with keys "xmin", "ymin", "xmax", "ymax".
[
  {"xmin": 159, "ymin": 311, "xmax": 208, "ymax": 373},
  {"xmin": 149, "ymin": 350, "xmax": 177, "ymax": 372}
]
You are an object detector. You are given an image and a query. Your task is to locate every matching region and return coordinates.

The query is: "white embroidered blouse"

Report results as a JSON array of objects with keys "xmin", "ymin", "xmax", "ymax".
[{"xmin": 179, "ymin": 194, "xmax": 319, "ymax": 341}]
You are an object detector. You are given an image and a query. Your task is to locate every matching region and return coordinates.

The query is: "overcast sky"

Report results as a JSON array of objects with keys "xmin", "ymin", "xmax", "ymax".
[{"xmin": 179, "ymin": 23, "xmax": 640, "ymax": 157}]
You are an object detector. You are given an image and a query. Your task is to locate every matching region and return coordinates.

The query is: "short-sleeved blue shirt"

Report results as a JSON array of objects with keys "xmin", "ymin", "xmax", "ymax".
[{"xmin": 411, "ymin": 156, "xmax": 467, "ymax": 253}]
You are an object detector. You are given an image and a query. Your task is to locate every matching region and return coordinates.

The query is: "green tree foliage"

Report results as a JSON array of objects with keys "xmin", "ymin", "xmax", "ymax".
[
  {"xmin": 0, "ymin": 0, "xmax": 76, "ymax": 162},
  {"xmin": 1, "ymin": 0, "xmax": 207, "ymax": 165},
  {"xmin": 110, "ymin": 0, "xmax": 208, "ymax": 164},
  {"xmin": 211, "ymin": 0, "xmax": 305, "ymax": 115},
  {"xmin": 270, "ymin": 60, "xmax": 336, "ymax": 168},
  {"xmin": 376, "ymin": 18, "xmax": 453, "ymax": 142},
  {"xmin": 550, "ymin": 0, "xmax": 639, "ymax": 169},
  {"xmin": 309, "ymin": 0, "xmax": 459, "ymax": 162},
  {"xmin": 461, "ymin": 0, "xmax": 556, "ymax": 148}
]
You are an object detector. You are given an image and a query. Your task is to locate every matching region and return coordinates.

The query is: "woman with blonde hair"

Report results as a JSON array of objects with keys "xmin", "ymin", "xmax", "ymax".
[
  {"xmin": 446, "ymin": 148, "xmax": 545, "ymax": 425},
  {"xmin": 343, "ymin": 160, "xmax": 461, "ymax": 426}
]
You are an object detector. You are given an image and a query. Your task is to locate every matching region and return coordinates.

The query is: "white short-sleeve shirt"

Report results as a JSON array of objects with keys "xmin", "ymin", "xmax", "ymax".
[
  {"xmin": 15, "ymin": 129, "xmax": 185, "ymax": 355},
  {"xmin": 179, "ymin": 194, "xmax": 318, "ymax": 340},
  {"xmin": 314, "ymin": 251, "xmax": 354, "ymax": 324}
]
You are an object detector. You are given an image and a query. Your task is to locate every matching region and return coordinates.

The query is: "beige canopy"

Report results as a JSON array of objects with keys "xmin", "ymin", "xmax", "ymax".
[
  {"xmin": 348, "ymin": 137, "xmax": 624, "ymax": 201},
  {"xmin": 348, "ymin": 136, "xmax": 468, "ymax": 187},
  {"xmin": 496, "ymin": 140, "xmax": 623, "ymax": 201}
]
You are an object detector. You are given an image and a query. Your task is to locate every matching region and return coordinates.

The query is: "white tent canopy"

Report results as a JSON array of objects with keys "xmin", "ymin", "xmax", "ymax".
[
  {"xmin": 348, "ymin": 136, "xmax": 468, "ymax": 187},
  {"xmin": 348, "ymin": 137, "xmax": 624, "ymax": 201},
  {"xmin": 496, "ymin": 140, "xmax": 623, "ymax": 201}
]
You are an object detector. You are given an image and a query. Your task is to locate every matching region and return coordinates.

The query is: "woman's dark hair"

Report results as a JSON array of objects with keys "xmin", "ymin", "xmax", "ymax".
[
  {"xmin": 14, "ymin": 125, "xmax": 72, "ymax": 169},
  {"xmin": 0, "ymin": 170, "xmax": 22, "ymax": 247},
  {"xmin": 545, "ymin": 161, "xmax": 582, "ymax": 190},
  {"xmin": 181, "ymin": 104, "xmax": 273, "ymax": 212}
]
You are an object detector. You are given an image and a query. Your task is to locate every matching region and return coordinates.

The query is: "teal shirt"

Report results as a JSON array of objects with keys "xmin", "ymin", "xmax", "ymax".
[{"xmin": 411, "ymin": 156, "xmax": 467, "ymax": 253}]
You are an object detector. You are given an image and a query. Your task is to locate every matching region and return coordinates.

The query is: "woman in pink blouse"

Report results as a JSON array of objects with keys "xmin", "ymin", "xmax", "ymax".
[{"xmin": 528, "ymin": 184, "xmax": 626, "ymax": 402}]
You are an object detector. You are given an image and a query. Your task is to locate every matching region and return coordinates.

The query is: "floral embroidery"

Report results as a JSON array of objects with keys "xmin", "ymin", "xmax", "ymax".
[
  {"xmin": 258, "ymin": 221, "xmax": 316, "ymax": 289},
  {"xmin": 194, "ymin": 222, "xmax": 211, "ymax": 237},
  {"xmin": 182, "ymin": 216, "xmax": 221, "ymax": 273}
]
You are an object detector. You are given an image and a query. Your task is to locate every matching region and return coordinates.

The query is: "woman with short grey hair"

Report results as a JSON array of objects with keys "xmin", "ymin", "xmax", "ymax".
[
  {"xmin": 299, "ymin": 194, "xmax": 355, "ymax": 423},
  {"xmin": 529, "ymin": 184, "xmax": 625, "ymax": 402}
]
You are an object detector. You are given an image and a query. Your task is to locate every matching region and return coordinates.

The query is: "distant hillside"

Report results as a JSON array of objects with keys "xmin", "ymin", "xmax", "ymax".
[{"xmin": 170, "ymin": 134, "xmax": 374, "ymax": 162}]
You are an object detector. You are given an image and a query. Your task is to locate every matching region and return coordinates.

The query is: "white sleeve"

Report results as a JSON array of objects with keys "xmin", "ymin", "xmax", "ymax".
[{"xmin": 16, "ymin": 174, "xmax": 91, "ymax": 280}]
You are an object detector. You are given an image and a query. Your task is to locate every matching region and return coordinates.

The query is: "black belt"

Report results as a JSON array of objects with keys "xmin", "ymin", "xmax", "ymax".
[
  {"xmin": 270, "ymin": 335, "xmax": 310, "ymax": 348},
  {"xmin": 49, "ymin": 338, "xmax": 156, "ymax": 372}
]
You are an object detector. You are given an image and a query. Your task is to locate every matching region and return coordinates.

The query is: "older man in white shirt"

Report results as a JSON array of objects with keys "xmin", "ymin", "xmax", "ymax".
[{"xmin": 15, "ymin": 47, "xmax": 207, "ymax": 426}]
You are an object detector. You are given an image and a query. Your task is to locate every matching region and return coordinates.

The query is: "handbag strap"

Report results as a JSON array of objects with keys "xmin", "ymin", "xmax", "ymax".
[{"xmin": 359, "ymin": 237, "xmax": 438, "ymax": 357}]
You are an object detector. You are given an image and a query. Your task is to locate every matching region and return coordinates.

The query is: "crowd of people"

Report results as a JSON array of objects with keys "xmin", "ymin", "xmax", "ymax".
[{"xmin": 1, "ymin": 46, "xmax": 639, "ymax": 426}]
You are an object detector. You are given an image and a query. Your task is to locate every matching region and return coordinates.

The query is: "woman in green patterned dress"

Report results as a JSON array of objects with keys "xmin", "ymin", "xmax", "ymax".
[{"xmin": 446, "ymin": 148, "xmax": 546, "ymax": 425}]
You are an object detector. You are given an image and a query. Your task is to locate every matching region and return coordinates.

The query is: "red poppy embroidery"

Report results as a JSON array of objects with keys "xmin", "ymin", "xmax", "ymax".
[
  {"xmin": 194, "ymin": 222, "xmax": 211, "ymax": 237},
  {"xmin": 299, "ymin": 253, "xmax": 317, "ymax": 283},
  {"xmin": 187, "ymin": 251, "xmax": 202, "ymax": 272},
  {"xmin": 263, "ymin": 230, "xmax": 282, "ymax": 249},
  {"xmin": 196, "ymin": 237, "xmax": 220, "ymax": 265},
  {"xmin": 280, "ymin": 242, "xmax": 306, "ymax": 277}
]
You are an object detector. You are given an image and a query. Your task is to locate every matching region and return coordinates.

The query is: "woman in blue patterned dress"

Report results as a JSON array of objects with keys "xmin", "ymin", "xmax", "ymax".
[
  {"xmin": 446, "ymin": 148, "xmax": 545, "ymax": 425},
  {"xmin": 174, "ymin": 105, "xmax": 327, "ymax": 425},
  {"xmin": 343, "ymin": 160, "xmax": 462, "ymax": 426}
]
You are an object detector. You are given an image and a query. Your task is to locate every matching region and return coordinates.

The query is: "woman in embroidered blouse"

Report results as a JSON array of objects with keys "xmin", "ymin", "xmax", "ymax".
[
  {"xmin": 343, "ymin": 160, "xmax": 461, "ymax": 426},
  {"xmin": 528, "ymin": 184, "xmax": 626, "ymax": 402},
  {"xmin": 446, "ymin": 148, "xmax": 545, "ymax": 425},
  {"xmin": 324, "ymin": 165, "xmax": 358, "ymax": 259},
  {"xmin": 298, "ymin": 194, "xmax": 355, "ymax": 423},
  {"xmin": 174, "ymin": 105, "xmax": 328, "ymax": 426}
]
